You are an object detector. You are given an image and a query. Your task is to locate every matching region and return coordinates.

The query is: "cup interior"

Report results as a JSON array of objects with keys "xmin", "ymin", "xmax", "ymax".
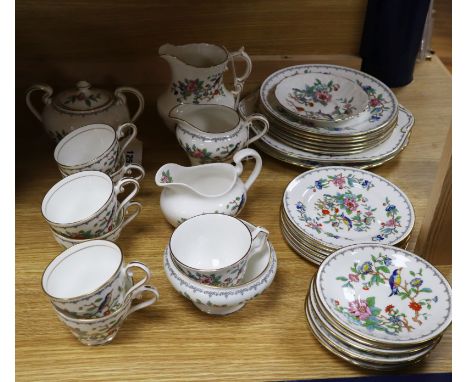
[
  {"xmin": 42, "ymin": 241, "xmax": 122, "ymax": 299},
  {"xmin": 42, "ymin": 172, "xmax": 113, "ymax": 224},
  {"xmin": 55, "ymin": 124, "xmax": 115, "ymax": 166},
  {"xmin": 170, "ymin": 214, "xmax": 252, "ymax": 270}
]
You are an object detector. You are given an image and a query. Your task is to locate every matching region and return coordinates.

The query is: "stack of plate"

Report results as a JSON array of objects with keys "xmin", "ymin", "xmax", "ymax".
[
  {"xmin": 281, "ymin": 166, "xmax": 415, "ymax": 265},
  {"xmin": 238, "ymin": 64, "xmax": 414, "ymax": 170},
  {"xmin": 306, "ymin": 243, "xmax": 452, "ymax": 370}
]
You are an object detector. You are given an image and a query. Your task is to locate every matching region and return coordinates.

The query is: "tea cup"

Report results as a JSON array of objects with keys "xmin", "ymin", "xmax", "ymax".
[
  {"xmin": 59, "ymin": 156, "xmax": 145, "ymax": 184},
  {"xmin": 51, "ymin": 201, "xmax": 142, "ymax": 248},
  {"xmin": 170, "ymin": 103, "xmax": 269, "ymax": 165},
  {"xmin": 42, "ymin": 240, "xmax": 152, "ymax": 318},
  {"xmin": 53, "ymin": 284, "xmax": 159, "ymax": 346},
  {"xmin": 54, "ymin": 122, "xmax": 137, "ymax": 176},
  {"xmin": 41, "ymin": 171, "xmax": 139, "ymax": 238},
  {"xmin": 169, "ymin": 214, "xmax": 269, "ymax": 287}
]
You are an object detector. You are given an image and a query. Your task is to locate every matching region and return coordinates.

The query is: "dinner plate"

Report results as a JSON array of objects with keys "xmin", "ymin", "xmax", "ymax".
[
  {"xmin": 274, "ymin": 72, "xmax": 369, "ymax": 124},
  {"xmin": 315, "ymin": 244, "xmax": 452, "ymax": 346},
  {"xmin": 260, "ymin": 64, "xmax": 398, "ymax": 137},
  {"xmin": 239, "ymin": 91, "xmax": 414, "ymax": 165}
]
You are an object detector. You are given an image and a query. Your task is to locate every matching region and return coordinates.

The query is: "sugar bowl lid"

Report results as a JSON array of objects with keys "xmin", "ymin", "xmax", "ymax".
[{"xmin": 53, "ymin": 81, "xmax": 114, "ymax": 113}]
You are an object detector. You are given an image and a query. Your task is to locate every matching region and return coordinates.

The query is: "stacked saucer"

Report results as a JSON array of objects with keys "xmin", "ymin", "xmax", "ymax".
[
  {"xmin": 305, "ymin": 244, "xmax": 452, "ymax": 370},
  {"xmin": 238, "ymin": 64, "xmax": 413, "ymax": 169},
  {"xmin": 281, "ymin": 166, "xmax": 414, "ymax": 265}
]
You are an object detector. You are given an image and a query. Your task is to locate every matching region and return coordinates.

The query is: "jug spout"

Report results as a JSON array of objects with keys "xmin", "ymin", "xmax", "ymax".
[{"xmin": 155, "ymin": 163, "xmax": 187, "ymax": 188}]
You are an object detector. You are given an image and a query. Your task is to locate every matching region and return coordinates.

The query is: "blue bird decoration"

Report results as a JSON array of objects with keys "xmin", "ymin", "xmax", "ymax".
[
  {"xmin": 97, "ymin": 291, "xmax": 113, "ymax": 314},
  {"xmin": 388, "ymin": 268, "xmax": 403, "ymax": 297},
  {"xmin": 340, "ymin": 213, "xmax": 353, "ymax": 231}
]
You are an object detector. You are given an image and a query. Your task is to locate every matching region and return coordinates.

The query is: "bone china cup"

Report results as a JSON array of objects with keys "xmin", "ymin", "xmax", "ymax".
[
  {"xmin": 41, "ymin": 171, "xmax": 139, "ymax": 238},
  {"xmin": 54, "ymin": 122, "xmax": 137, "ymax": 176},
  {"xmin": 42, "ymin": 240, "xmax": 152, "ymax": 319},
  {"xmin": 53, "ymin": 284, "xmax": 160, "ymax": 346},
  {"xmin": 169, "ymin": 214, "xmax": 269, "ymax": 287}
]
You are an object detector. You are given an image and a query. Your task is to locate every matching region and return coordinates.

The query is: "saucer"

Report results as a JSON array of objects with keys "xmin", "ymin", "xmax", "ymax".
[
  {"xmin": 163, "ymin": 220, "xmax": 277, "ymax": 315},
  {"xmin": 315, "ymin": 244, "xmax": 452, "ymax": 346}
]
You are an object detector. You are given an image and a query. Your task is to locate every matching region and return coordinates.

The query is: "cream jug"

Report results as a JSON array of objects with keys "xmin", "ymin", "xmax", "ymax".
[
  {"xmin": 155, "ymin": 148, "xmax": 262, "ymax": 227},
  {"xmin": 169, "ymin": 103, "xmax": 269, "ymax": 165},
  {"xmin": 157, "ymin": 43, "xmax": 252, "ymax": 131}
]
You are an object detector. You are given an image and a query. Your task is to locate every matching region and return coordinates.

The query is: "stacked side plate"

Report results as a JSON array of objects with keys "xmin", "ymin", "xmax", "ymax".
[
  {"xmin": 305, "ymin": 244, "xmax": 452, "ymax": 370},
  {"xmin": 281, "ymin": 166, "xmax": 415, "ymax": 265},
  {"xmin": 238, "ymin": 64, "xmax": 414, "ymax": 169}
]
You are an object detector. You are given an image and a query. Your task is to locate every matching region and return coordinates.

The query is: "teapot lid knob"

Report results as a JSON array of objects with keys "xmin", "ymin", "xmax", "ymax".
[{"xmin": 76, "ymin": 80, "xmax": 91, "ymax": 90}]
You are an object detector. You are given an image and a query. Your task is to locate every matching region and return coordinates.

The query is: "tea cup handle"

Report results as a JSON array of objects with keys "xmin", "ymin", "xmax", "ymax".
[
  {"xmin": 127, "ymin": 285, "xmax": 160, "ymax": 316},
  {"xmin": 229, "ymin": 47, "xmax": 252, "ymax": 106},
  {"xmin": 122, "ymin": 163, "xmax": 145, "ymax": 182},
  {"xmin": 250, "ymin": 226, "xmax": 269, "ymax": 254},
  {"xmin": 116, "ymin": 122, "xmax": 138, "ymax": 162},
  {"xmin": 244, "ymin": 114, "xmax": 269, "ymax": 146},
  {"xmin": 25, "ymin": 83, "xmax": 53, "ymax": 122},
  {"xmin": 120, "ymin": 201, "xmax": 142, "ymax": 230},
  {"xmin": 124, "ymin": 261, "xmax": 152, "ymax": 299},
  {"xmin": 114, "ymin": 87, "xmax": 145, "ymax": 122},
  {"xmin": 114, "ymin": 177, "xmax": 140, "ymax": 217},
  {"xmin": 233, "ymin": 148, "xmax": 262, "ymax": 191}
]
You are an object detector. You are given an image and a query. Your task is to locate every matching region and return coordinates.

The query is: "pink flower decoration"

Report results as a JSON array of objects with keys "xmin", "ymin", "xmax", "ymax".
[
  {"xmin": 348, "ymin": 273, "xmax": 359, "ymax": 282},
  {"xmin": 348, "ymin": 299, "xmax": 371, "ymax": 320},
  {"xmin": 344, "ymin": 197, "xmax": 358, "ymax": 211},
  {"xmin": 369, "ymin": 98, "xmax": 381, "ymax": 107},
  {"xmin": 385, "ymin": 218, "xmax": 397, "ymax": 227},
  {"xmin": 331, "ymin": 174, "xmax": 346, "ymax": 189}
]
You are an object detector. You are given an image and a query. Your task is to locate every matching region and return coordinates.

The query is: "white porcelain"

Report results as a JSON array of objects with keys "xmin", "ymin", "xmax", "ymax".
[
  {"xmin": 54, "ymin": 123, "xmax": 137, "ymax": 176},
  {"xmin": 315, "ymin": 244, "xmax": 452, "ymax": 346},
  {"xmin": 305, "ymin": 296, "xmax": 438, "ymax": 370},
  {"xmin": 260, "ymin": 64, "xmax": 398, "ymax": 136},
  {"xmin": 155, "ymin": 148, "xmax": 262, "ymax": 226},
  {"xmin": 26, "ymin": 81, "xmax": 144, "ymax": 142},
  {"xmin": 42, "ymin": 240, "xmax": 151, "ymax": 318},
  {"xmin": 163, "ymin": 220, "xmax": 276, "ymax": 315},
  {"xmin": 170, "ymin": 214, "xmax": 269, "ymax": 287},
  {"xmin": 157, "ymin": 43, "xmax": 252, "ymax": 131},
  {"xmin": 283, "ymin": 166, "xmax": 415, "ymax": 248},
  {"xmin": 52, "ymin": 201, "xmax": 142, "ymax": 248},
  {"xmin": 170, "ymin": 103, "xmax": 269, "ymax": 165},
  {"xmin": 41, "ymin": 171, "xmax": 139, "ymax": 238},
  {"xmin": 275, "ymin": 73, "xmax": 368, "ymax": 125},
  {"xmin": 54, "ymin": 284, "xmax": 159, "ymax": 346},
  {"xmin": 239, "ymin": 92, "xmax": 414, "ymax": 167}
]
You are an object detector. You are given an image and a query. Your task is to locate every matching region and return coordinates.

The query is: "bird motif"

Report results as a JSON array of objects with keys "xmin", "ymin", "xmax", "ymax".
[
  {"xmin": 388, "ymin": 268, "xmax": 403, "ymax": 297},
  {"xmin": 97, "ymin": 291, "xmax": 113, "ymax": 315},
  {"xmin": 340, "ymin": 213, "xmax": 353, "ymax": 231}
]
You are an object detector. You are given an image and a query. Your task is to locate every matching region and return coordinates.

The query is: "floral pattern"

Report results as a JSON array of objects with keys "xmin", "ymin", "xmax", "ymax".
[
  {"xmin": 160, "ymin": 170, "xmax": 173, "ymax": 184},
  {"xmin": 287, "ymin": 78, "xmax": 358, "ymax": 121},
  {"xmin": 64, "ymin": 92, "xmax": 102, "ymax": 107},
  {"xmin": 295, "ymin": 173, "xmax": 376, "ymax": 238},
  {"xmin": 171, "ymin": 73, "xmax": 225, "ymax": 104},
  {"xmin": 372, "ymin": 197, "xmax": 402, "ymax": 242},
  {"xmin": 185, "ymin": 256, "xmax": 248, "ymax": 287},
  {"xmin": 182, "ymin": 142, "xmax": 237, "ymax": 164},
  {"xmin": 357, "ymin": 80, "xmax": 390, "ymax": 122},
  {"xmin": 226, "ymin": 194, "xmax": 245, "ymax": 214},
  {"xmin": 334, "ymin": 253, "xmax": 437, "ymax": 335}
]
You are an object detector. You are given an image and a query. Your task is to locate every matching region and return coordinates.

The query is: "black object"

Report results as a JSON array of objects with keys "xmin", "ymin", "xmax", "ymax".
[
  {"xmin": 359, "ymin": 0, "xmax": 431, "ymax": 87},
  {"xmin": 285, "ymin": 372, "xmax": 452, "ymax": 382}
]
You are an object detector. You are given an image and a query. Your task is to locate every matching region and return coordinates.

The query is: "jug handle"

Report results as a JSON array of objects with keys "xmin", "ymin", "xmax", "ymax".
[
  {"xmin": 228, "ymin": 47, "xmax": 252, "ymax": 107},
  {"xmin": 114, "ymin": 87, "xmax": 145, "ymax": 122},
  {"xmin": 25, "ymin": 84, "xmax": 53, "ymax": 122},
  {"xmin": 244, "ymin": 114, "xmax": 269, "ymax": 146},
  {"xmin": 233, "ymin": 148, "xmax": 262, "ymax": 191}
]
